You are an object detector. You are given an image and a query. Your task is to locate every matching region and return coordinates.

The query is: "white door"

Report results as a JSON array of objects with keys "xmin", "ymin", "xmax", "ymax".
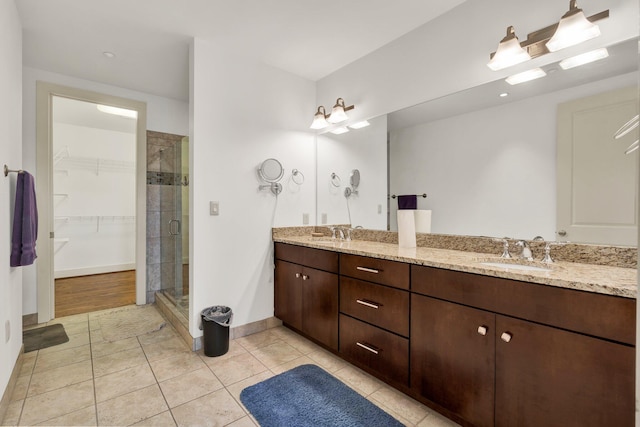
[{"xmin": 556, "ymin": 86, "xmax": 638, "ymax": 246}]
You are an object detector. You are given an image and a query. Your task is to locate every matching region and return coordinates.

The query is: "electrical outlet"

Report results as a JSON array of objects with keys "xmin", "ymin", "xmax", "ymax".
[
  {"xmin": 210, "ymin": 201, "xmax": 219, "ymax": 216},
  {"xmin": 5, "ymin": 320, "xmax": 10, "ymax": 343},
  {"xmin": 302, "ymin": 213, "xmax": 309, "ymax": 225},
  {"xmin": 321, "ymin": 213, "xmax": 327, "ymax": 224}
]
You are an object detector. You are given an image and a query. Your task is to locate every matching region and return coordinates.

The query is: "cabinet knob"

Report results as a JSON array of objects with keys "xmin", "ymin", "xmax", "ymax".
[
  {"xmin": 557, "ymin": 230, "xmax": 567, "ymax": 237},
  {"xmin": 477, "ymin": 326, "xmax": 488, "ymax": 336},
  {"xmin": 302, "ymin": 275, "xmax": 309, "ymax": 280},
  {"xmin": 295, "ymin": 273, "xmax": 301, "ymax": 278},
  {"xmin": 501, "ymin": 332, "xmax": 513, "ymax": 343}
]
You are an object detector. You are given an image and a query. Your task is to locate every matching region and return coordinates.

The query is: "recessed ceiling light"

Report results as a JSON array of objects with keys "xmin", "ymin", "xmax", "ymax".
[
  {"xmin": 559, "ymin": 48, "xmax": 609, "ymax": 70},
  {"xmin": 103, "ymin": 51, "xmax": 116, "ymax": 59},
  {"xmin": 499, "ymin": 92, "xmax": 509, "ymax": 98},
  {"xmin": 348, "ymin": 120, "xmax": 370, "ymax": 129},
  {"xmin": 329, "ymin": 127, "xmax": 349, "ymax": 135},
  {"xmin": 505, "ymin": 68, "xmax": 547, "ymax": 85}
]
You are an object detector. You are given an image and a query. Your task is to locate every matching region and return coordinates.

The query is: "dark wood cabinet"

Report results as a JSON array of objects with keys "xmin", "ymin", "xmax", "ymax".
[
  {"xmin": 411, "ymin": 265, "xmax": 635, "ymax": 427},
  {"xmin": 339, "ymin": 314, "xmax": 409, "ymax": 385},
  {"xmin": 495, "ymin": 315, "xmax": 634, "ymax": 427},
  {"xmin": 274, "ymin": 260, "xmax": 302, "ymax": 331},
  {"xmin": 411, "ymin": 294, "xmax": 495, "ymax": 427},
  {"xmin": 275, "ymin": 242, "xmax": 635, "ymax": 427},
  {"xmin": 301, "ymin": 267, "xmax": 338, "ymax": 350},
  {"xmin": 340, "ymin": 277, "xmax": 409, "ymax": 336},
  {"xmin": 274, "ymin": 243, "xmax": 339, "ymax": 350}
]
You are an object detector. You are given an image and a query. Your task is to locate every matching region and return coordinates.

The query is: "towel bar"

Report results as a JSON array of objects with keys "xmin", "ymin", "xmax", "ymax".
[
  {"xmin": 390, "ymin": 193, "xmax": 427, "ymax": 199},
  {"xmin": 3, "ymin": 164, "xmax": 24, "ymax": 177}
]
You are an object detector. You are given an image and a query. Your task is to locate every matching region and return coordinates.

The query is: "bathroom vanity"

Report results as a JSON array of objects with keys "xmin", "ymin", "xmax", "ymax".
[{"xmin": 273, "ymin": 233, "xmax": 636, "ymax": 427}]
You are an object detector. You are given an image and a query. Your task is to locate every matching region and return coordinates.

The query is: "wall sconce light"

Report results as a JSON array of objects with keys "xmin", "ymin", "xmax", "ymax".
[
  {"xmin": 309, "ymin": 98, "xmax": 355, "ymax": 129},
  {"xmin": 487, "ymin": 1, "xmax": 608, "ymax": 71},
  {"xmin": 546, "ymin": 0, "xmax": 601, "ymax": 52},
  {"xmin": 310, "ymin": 106, "xmax": 330, "ymax": 130},
  {"xmin": 487, "ymin": 26, "xmax": 531, "ymax": 71}
]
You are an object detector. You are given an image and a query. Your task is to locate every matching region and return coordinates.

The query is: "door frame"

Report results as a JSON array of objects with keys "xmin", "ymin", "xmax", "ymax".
[{"xmin": 36, "ymin": 81, "xmax": 147, "ymax": 323}]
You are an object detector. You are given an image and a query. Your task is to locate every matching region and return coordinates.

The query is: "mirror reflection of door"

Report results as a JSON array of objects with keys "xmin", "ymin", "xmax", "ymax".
[{"xmin": 52, "ymin": 96, "xmax": 137, "ymax": 317}]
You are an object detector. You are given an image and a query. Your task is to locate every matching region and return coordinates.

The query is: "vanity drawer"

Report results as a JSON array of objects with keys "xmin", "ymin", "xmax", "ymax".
[
  {"xmin": 339, "ymin": 314, "xmax": 409, "ymax": 386},
  {"xmin": 275, "ymin": 242, "xmax": 339, "ymax": 273},
  {"xmin": 411, "ymin": 265, "xmax": 635, "ymax": 345},
  {"xmin": 340, "ymin": 277, "xmax": 409, "ymax": 337},
  {"xmin": 340, "ymin": 254, "xmax": 409, "ymax": 289}
]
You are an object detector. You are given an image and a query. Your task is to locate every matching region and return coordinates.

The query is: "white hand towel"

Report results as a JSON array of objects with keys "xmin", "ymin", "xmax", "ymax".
[
  {"xmin": 397, "ymin": 210, "xmax": 416, "ymax": 248},
  {"xmin": 415, "ymin": 210, "xmax": 432, "ymax": 233}
]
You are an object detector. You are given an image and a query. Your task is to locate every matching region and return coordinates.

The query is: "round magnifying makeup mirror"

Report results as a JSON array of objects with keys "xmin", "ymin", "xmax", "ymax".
[
  {"xmin": 258, "ymin": 158, "xmax": 284, "ymax": 183},
  {"xmin": 350, "ymin": 169, "xmax": 360, "ymax": 189}
]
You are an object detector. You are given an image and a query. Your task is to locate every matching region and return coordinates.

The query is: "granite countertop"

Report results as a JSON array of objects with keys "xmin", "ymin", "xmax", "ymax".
[{"xmin": 274, "ymin": 236, "xmax": 637, "ymax": 299}]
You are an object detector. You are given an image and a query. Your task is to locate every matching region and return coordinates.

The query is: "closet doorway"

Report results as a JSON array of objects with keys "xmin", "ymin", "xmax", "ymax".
[{"xmin": 36, "ymin": 82, "xmax": 147, "ymax": 323}]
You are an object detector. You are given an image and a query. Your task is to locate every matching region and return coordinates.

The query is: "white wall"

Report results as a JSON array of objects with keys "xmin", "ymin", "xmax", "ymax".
[
  {"xmin": 317, "ymin": 115, "xmax": 387, "ymax": 229},
  {"xmin": 52, "ymin": 123, "xmax": 136, "ymax": 277},
  {"xmin": 389, "ymin": 72, "xmax": 637, "ymax": 240},
  {"xmin": 21, "ymin": 67, "xmax": 189, "ymax": 315},
  {"xmin": 0, "ymin": 0, "xmax": 22, "ymax": 405},
  {"xmin": 190, "ymin": 39, "xmax": 316, "ymax": 334},
  {"xmin": 316, "ymin": 0, "xmax": 638, "ymax": 123}
]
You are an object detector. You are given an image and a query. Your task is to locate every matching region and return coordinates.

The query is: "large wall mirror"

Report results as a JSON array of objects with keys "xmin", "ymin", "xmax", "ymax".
[{"xmin": 316, "ymin": 37, "xmax": 638, "ymax": 247}]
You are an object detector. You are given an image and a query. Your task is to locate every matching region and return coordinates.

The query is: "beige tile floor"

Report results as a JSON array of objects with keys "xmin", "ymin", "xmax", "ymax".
[{"xmin": 2, "ymin": 305, "xmax": 460, "ymax": 427}]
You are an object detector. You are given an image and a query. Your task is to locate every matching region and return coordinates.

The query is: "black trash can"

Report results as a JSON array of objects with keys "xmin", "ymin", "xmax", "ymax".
[{"xmin": 200, "ymin": 306, "xmax": 233, "ymax": 357}]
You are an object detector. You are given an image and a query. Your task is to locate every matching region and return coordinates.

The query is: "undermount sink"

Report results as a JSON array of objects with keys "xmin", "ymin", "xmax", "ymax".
[{"xmin": 479, "ymin": 261, "xmax": 552, "ymax": 273}]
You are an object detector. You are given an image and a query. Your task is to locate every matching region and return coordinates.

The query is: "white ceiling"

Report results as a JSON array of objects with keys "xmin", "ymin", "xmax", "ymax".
[{"xmin": 16, "ymin": 0, "xmax": 467, "ymax": 102}]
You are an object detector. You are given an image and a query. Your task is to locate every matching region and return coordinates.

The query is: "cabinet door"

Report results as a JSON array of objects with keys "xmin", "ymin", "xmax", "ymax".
[
  {"xmin": 301, "ymin": 267, "xmax": 339, "ymax": 350},
  {"xmin": 495, "ymin": 315, "xmax": 634, "ymax": 427},
  {"xmin": 274, "ymin": 260, "xmax": 302, "ymax": 331},
  {"xmin": 411, "ymin": 294, "xmax": 495, "ymax": 427}
]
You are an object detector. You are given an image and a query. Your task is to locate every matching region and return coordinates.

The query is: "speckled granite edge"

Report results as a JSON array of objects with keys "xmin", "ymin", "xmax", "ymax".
[
  {"xmin": 272, "ymin": 227, "xmax": 637, "ymax": 269},
  {"xmin": 272, "ymin": 233, "xmax": 637, "ymax": 299}
]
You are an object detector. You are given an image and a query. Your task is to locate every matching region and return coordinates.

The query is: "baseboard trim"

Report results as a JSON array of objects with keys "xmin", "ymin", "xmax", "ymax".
[
  {"xmin": 22, "ymin": 313, "xmax": 38, "ymax": 327},
  {"xmin": 54, "ymin": 263, "xmax": 136, "ymax": 279},
  {"xmin": 0, "ymin": 345, "xmax": 24, "ymax": 424}
]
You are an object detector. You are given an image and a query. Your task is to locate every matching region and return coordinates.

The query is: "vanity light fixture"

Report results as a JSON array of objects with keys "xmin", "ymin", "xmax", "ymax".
[
  {"xmin": 310, "ymin": 106, "xmax": 330, "ymax": 130},
  {"xmin": 96, "ymin": 104, "xmax": 138, "ymax": 119},
  {"xmin": 559, "ymin": 47, "xmax": 609, "ymax": 70},
  {"xmin": 327, "ymin": 98, "xmax": 354, "ymax": 124},
  {"xmin": 487, "ymin": 26, "xmax": 531, "ymax": 71},
  {"xmin": 486, "ymin": 1, "xmax": 608, "ymax": 71},
  {"xmin": 348, "ymin": 120, "xmax": 370, "ymax": 129},
  {"xmin": 330, "ymin": 126, "xmax": 350, "ymax": 135},
  {"xmin": 310, "ymin": 98, "xmax": 355, "ymax": 129},
  {"xmin": 505, "ymin": 68, "xmax": 547, "ymax": 85},
  {"xmin": 546, "ymin": 0, "xmax": 601, "ymax": 52}
]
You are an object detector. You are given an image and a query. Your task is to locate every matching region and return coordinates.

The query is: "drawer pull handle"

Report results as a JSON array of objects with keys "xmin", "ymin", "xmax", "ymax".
[
  {"xmin": 356, "ymin": 299, "xmax": 380, "ymax": 309},
  {"xmin": 356, "ymin": 266, "xmax": 380, "ymax": 274},
  {"xmin": 477, "ymin": 326, "xmax": 488, "ymax": 336},
  {"xmin": 295, "ymin": 273, "xmax": 301, "ymax": 278},
  {"xmin": 302, "ymin": 275, "xmax": 309, "ymax": 281},
  {"xmin": 356, "ymin": 342, "xmax": 380, "ymax": 355},
  {"xmin": 501, "ymin": 332, "xmax": 513, "ymax": 343}
]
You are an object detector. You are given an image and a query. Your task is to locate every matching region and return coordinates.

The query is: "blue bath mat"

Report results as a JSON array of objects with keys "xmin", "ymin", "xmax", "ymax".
[{"xmin": 239, "ymin": 364, "xmax": 404, "ymax": 427}]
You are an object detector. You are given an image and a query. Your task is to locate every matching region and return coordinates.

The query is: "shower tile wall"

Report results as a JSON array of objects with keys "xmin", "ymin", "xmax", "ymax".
[{"xmin": 146, "ymin": 131, "xmax": 185, "ymax": 303}]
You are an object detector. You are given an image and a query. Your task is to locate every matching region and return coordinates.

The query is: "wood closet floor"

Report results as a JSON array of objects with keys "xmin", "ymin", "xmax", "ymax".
[{"xmin": 55, "ymin": 270, "xmax": 136, "ymax": 317}]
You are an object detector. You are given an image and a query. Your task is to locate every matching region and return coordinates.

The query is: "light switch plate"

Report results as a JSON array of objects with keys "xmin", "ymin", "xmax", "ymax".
[{"xmin": 210, "ymin": 201, "xmax": 219, "ymax": 216}]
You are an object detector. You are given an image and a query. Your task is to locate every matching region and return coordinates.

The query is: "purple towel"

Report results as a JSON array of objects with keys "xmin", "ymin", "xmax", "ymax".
[
  {"xmin": 10, "ymin": 172, "xmax": 38, "ymax": 267},
  {"xmin": 397, "ymin": 195, "xmax": 417, "ymax": 210}
]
